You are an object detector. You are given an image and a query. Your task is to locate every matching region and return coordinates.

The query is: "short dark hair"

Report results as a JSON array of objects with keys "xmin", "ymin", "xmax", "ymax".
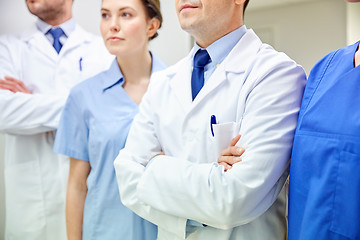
[
  {"xmin": 243, "ymin": 0, "xmax": 250, "ymax": 14},
  {"xmin": 141, "ymin": 0, "xmax": 163, "ymax": 40}
]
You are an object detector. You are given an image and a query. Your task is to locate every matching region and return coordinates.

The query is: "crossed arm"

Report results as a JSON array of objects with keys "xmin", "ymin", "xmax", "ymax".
[
  {"xmin": 155, "ymin": 134, "xmax": 244, "ymax": 172},
  {"xmin": 0, "ymin": 76, "xmax": 31, "ymax": 94},
  {"xmin": 115, "ymin": 59, "xmax": 305, "ymax": 237},
  {"xmin": 0, "ymin": 75, "xmax": 68, "ymax": 135}
]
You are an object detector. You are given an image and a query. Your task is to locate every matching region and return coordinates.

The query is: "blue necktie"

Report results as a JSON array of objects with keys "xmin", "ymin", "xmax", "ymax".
[
  {"xmin": 48, "ymin": 28, "xmax": 64, "ymax": 54},
  {"xmin": 191, "ymin": 49, "xmax": 210, "ymax": 100}
]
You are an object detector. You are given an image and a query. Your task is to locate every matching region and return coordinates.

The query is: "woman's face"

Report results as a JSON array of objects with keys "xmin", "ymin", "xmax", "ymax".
[{"xmin": 100, "ymin": 0, "xmax": 155, "ymax": 56}]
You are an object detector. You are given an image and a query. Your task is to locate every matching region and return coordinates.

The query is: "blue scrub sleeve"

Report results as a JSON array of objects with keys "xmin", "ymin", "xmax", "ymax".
[{"xmin": 54, "ymin": 90, "xmax": 90, "ymax": 161}]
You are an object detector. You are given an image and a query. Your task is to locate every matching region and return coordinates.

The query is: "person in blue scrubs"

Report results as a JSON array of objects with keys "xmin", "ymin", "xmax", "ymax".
[
  {"xmin": 53, "ymin": 0, "xmax": 165, "ymax": 239},
  {"xmin": 288, "ymin": 1, "xmax": 360, "ymax": 239}
]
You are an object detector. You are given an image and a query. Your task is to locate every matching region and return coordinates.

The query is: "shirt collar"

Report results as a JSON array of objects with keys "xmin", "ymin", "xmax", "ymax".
[
  {"xmin": 102, "ymin": 52, "xmax": 164, "ymax": 91},
  {"xmin": 192, "ymin": 25, "xmax": 247, "ymax": 66},
  {"xmin": 36, "ymin": 17, "xmax": 76, "ymax": 37},
  {"xmin": 102, "ymin": 58, "xmax": 124, "ymax": 91}
]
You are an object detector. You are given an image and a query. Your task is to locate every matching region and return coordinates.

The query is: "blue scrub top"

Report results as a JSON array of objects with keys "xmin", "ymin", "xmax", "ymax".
[
  {"xmin": 54, "ymin": 54, "xmax": 166, "ymax": 240},
  {"xmin": 288, "ymin": 41, "xmax": 360, "ymax": 240}
]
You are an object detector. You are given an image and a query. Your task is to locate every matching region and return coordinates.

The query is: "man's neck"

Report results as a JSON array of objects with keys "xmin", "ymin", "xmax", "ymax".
[
  {"xmin": 43, "ymin": 15, "xmax": 72, "ymax": 27},
  {"xmin": 193, "ymin": 21, "xmax": 243, "ymax": 48}
]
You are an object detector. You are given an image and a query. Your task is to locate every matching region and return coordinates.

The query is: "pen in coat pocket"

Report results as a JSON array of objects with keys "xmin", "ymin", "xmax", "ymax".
[
  {"xmin": 210, "ymin": 115, "xmax": 217, "ymax": 137},
  {"xmin": 79, "ymin": 57, "xmax": 83, "ymax": 71}
]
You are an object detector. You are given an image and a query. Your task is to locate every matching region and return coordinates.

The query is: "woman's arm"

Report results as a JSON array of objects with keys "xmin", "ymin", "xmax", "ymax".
[{"xmin": 66, "ymin": 157, "xmax": 91, "ymax": 240}]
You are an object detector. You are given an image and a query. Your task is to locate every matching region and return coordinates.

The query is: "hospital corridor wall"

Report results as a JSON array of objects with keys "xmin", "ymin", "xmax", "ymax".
[{"xmin": 0, "ymin": 134, "xmax": 4, "ymax": 238}]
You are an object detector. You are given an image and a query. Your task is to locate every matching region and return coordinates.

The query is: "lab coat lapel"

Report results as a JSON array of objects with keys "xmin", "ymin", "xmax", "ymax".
[
  {"xmin": 168, "ymin": 55, "xmax": 193, "ymax": 112},
  {"xmin": 21, "ymin": 27, "xmax": 58, "ymax": 61},
  {"xmin": 191, "ymin": 29, "xmax": 263, "ymax": 107},
  {"xmin": 59, "ymin": 25, "xmax": 92, "ymax": 55}
]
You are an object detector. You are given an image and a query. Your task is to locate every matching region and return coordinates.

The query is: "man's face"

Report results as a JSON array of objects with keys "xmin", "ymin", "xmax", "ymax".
[
  {"xmin": 175, "ymin": 0, "xmax": 234, "ymax": 36},
  {"xmin": 25, "ymin": 0, "xmax": 67, "ymax": 20}
]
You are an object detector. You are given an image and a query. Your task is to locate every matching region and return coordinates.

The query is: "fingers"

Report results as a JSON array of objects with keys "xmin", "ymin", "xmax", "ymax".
[
  {"xmin": 0, "ymin": 80, "xmax": 19, "ymax": 93},
  {"xmin": 218, "ymin": 162, "xmax": 232, "ymax": 171},
  {"xmin": 217, "ymin": 134, "xmax": 245, "ymax": 171},
  {"xmin": 220, "ymin": 134, "xmax": 242, "ymax": 156},
  {"xmin": 220, "ymin": 145, "xmax": 245, "ymax": 157},
  {"xmin": 5, "ymin": 76, "xmax": 32, "ymax": 93},
  {"xmin": 218, "ymin": 156, "xmax": 242, "ymax": 166},
  {"xmin": 0, "ymin": 76, "xmax": 31, "ymax": 94},
  {"xmin": 229, "ymin": 134, "xmax": 241, "ymax": 147},
  {"xmin": 4, "ymin": 76, "xmax": 23, "ymax": 84},
  {"xmin": 218, "ymin": 157, "xmax": 242, "ymax": 172}
]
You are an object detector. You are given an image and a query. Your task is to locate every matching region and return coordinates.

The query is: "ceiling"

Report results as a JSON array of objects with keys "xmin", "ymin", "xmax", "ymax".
[{"xmin": 248, "ymin": 0, "xmax": 321, "ymax": 10}]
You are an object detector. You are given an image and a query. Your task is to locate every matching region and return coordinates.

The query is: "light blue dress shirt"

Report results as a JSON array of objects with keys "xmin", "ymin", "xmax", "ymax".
[
  {"xmin": 192, "ymin": 25, "xmax": 247, "ymax": 84},
  {"xmin": 36, "ymin": 18, "xmax": 76, "ymax": 46},
  {"xmin": 54, "ymin": 54, "xmax": 166, "ymax": 240}
]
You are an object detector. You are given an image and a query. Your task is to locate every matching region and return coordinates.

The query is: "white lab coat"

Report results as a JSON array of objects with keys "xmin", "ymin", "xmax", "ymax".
[
  {"xmin": 114, "ymin": 29, "xmax": 306, "ymax": 240},
  {"xmin": 0, "ymin": 24, "xmax": 113, "ymax": 240}
]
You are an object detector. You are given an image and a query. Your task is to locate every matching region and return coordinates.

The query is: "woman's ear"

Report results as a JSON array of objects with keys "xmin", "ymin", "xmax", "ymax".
[
  {"xmin": 234, "ymin": 0, "xmax": 246, "ymax": 5},
  {"xmin": 147, "ymin": 18, "xmax": 161, "ymax": 39}
]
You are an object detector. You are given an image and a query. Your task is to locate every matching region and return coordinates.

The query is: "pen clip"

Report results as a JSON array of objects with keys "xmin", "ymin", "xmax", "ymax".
[
  {"xmin": 210, "ymin": 115, "xmax": 217, "ymax": 137},
  {"xmin": 79, "ymin": 57, "xmax": 83, "ymax": 71}
]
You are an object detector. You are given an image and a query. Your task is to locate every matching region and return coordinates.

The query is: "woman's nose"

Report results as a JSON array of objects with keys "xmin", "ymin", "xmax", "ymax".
[{"xmin": 110, "ymin": 19, "xmax": 120, "ymax": 32}]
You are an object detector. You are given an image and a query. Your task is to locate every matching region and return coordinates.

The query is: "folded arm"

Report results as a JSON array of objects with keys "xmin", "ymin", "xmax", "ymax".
[
  {"xmin": 133, "ymin": 62, "xmax": 305, "ymax": 229},
  {"xmin": 0, "ymin": 90, "xmax": 67, "ymax": 135},
  {"xmin": 0, "ymin": 35, "xmax": 67, "ymax": 135},
  {"xmin": 114, "ymin": 83, "xmax": 188, "ymax": 238}
]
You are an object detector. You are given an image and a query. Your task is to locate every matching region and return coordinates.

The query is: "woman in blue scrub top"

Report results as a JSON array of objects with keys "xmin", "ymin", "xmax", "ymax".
[
  {"xmin": 288, "ymin": 1, "xmax": 360, "ymax": 239},
  {"xmin": 53, "ymin": 0, "xmax": 165, "ymax": 239}
]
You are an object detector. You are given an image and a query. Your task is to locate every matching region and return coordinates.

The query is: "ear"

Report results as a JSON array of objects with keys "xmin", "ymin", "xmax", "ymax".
[
  {"xmin": 147, "ymin": 18, "xmax": 161, "ymax": 39},
  {"xmin": 234, "ymin": 0, "xmax": 246, "ymax": 5}
]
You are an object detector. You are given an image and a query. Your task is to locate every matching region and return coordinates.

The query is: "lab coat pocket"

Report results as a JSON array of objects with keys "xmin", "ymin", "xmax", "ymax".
[
  {"xmin": 4, "ymin": 161, "xmax": 45, "ymax": 232},
  {"xmin": 211, "ymin": 122, "xmax": 241, "ymax": 158},
  {"xmin": 329, "ymin": 150, "xmax": 360, "ymax": 239}
]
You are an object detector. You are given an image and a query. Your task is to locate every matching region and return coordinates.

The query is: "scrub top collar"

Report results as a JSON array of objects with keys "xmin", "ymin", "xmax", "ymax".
[
  {"xmin": 36, "ymin": 17, "xmax": 76, "ymax": 38},
  {"xmin": 192, "ymin": 25, "xmax": 247, "ymax": 67},
  {"xmin": 102, "ymin": 59, "xmax": 125, "ymax": 91},
  {"xmin": 102, "ymin": 52, "xmax": 163, "ymax": 91}
]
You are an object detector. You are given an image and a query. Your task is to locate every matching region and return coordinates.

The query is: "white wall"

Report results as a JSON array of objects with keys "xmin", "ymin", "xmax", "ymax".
[
  {"xmin": 347, "ymin": 2, "xmax": 360, "ymax": 45},
  {"xmin": 150, "ymin": 1, "xmax": 192, "ymax": 65},
  {"xmin": 246, "ymin": 0, "xmax": 347, "ymax": 75},
  {"xmin": 0, "ymin": 134, "xmax": 4, "ymax": 238},
  {"xmin": 0, "ymin": 0, "xmax": 190, "ymax": 66}
]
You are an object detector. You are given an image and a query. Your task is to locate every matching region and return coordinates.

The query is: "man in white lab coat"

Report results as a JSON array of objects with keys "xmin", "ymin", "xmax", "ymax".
[
  {"xmin": 114, "ymin": 0, "xmax": 306, "ymax": 239},
  {"xmin": 0, "ymin": 0, "xmax": 113, "ymax": 239}
]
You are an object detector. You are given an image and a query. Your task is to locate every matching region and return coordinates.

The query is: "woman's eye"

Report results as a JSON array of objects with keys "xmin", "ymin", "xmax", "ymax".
[
  {"xmin": 122, "ymin": 12, "xmax": 131, "ymax": 18},
  {"xmin": 101, "ymin": 13, "xmax": 109, "ymax": 19}
]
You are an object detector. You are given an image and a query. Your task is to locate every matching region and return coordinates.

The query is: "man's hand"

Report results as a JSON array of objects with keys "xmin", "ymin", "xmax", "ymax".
[
  {"xmin": 218, "ymin": 134, "xmax": 245, "ymax": 171},
  {"xmin": 0, "ymin": 76, "xmax": 31, "ymax": 94},
  {"xmin": 146, "ymin": 152, "xmax": 165, "ymax": 168}
]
